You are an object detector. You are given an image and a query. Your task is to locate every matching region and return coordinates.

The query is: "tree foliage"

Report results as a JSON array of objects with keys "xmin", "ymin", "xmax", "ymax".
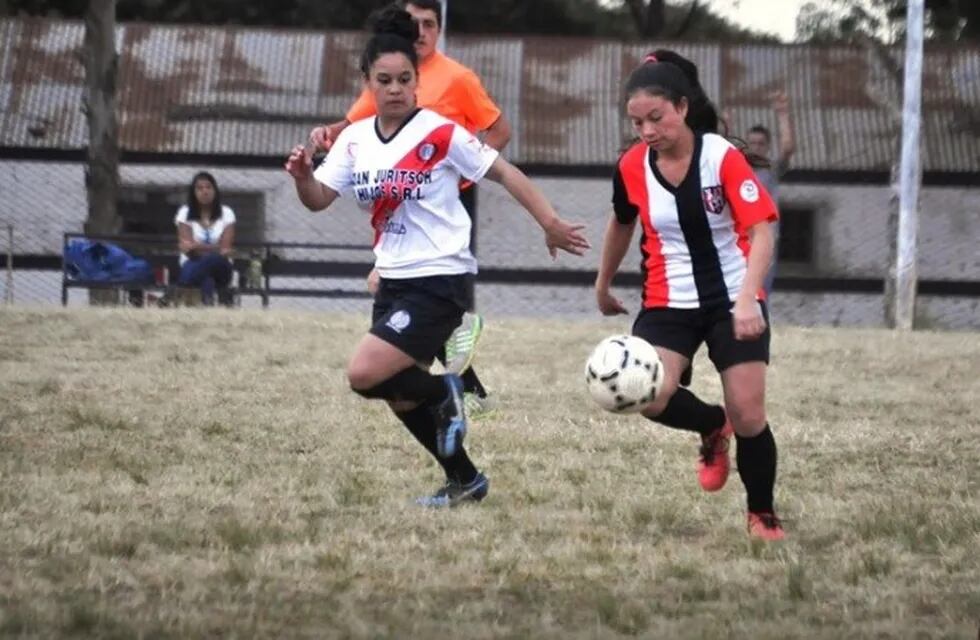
[
  {"xmin": 2, "ymin": 0, "xmax": 775, "ymax": 41},
  {"xmin": 795, "ymin": 0, "xmax": 980, "ymax": 44}
]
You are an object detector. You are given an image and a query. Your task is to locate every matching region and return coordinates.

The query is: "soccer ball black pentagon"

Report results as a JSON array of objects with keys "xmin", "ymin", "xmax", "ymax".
[{"xmin": 584, "ymin": 335, "xmax": 664, "ymax": 414}]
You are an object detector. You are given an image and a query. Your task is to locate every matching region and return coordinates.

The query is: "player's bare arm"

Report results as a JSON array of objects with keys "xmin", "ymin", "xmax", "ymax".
[
  {"xmin": 285, "ymin": 144, "xmax": 340, "ymax": 211},
  {"xmin": 483, "ymin": 157, "xmax": 590, "ymax": 258},
  {"xmin": 595, "ymin": 214, "xmax": 636, "ymax": 316},
  {"xmin": 733, "ymin": 220, "xmax": 773, "ymax": 340}
]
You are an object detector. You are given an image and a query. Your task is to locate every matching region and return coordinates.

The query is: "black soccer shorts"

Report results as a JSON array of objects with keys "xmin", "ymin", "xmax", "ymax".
[
  {"xmin": 632, "ymin": 300, "xmax": 771, "ymax": 372},
  {"xmin": 369, "ymin": 273, "xmax": 473, "ymax": 363}
]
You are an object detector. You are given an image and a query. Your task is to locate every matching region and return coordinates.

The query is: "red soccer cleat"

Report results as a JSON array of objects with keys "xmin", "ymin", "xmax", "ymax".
[
  {"xmin": 747, "ymin": 511, "xmax": 786, "ymax": 541},
  {"xmin": 697, "ymin": 421, "xmax": 734, "ymax": 492}
]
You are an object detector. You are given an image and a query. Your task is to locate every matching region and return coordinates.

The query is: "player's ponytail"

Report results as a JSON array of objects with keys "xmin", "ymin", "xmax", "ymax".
[
  {"xmin": 626, "ymin": 50, "xmax": 767, "ymax": 167},
  {"xmin": 360, "ymin": 6, "xmax": 419, "ymax": 75},
  {"xmin": 645, "ymin": 49, "xmax": 720, "ymax": 135}
]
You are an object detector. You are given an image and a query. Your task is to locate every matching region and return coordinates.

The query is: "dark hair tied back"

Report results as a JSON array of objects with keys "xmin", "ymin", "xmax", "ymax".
[
  {"xmin": 625, "ymin": 49, "xmax": 720, "ymax": 135},
  {"xmin": 360, "ymin": 6, "xmax": 419, "ymax": 75}
]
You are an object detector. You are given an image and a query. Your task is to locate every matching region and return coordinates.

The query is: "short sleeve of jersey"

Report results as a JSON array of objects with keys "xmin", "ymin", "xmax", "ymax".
[
  {"xmin": 221, "ymin": 206, "xmax": 237, "ymax": 224},
  {"xmin": 612, "ymin": 166, "xmax": 639, "ymax": 224},
  {"xmin": 345, "ymin": 89, "xmax": 377, "ymax": 123},
  {"xmin": 174, "ymin": 205, "xmax": 188, "ymax": 226},
  {"xmin": 720, "ymin": 147, "xmax": 779, "ymax": 227},
  {"xmin": 446, "ymin": 125, "xmax": 499, "ymax": 183},
  {"xmin": 313, "ymin": 128, "xmax": 357, "ymax": 195},
  {"xmin": 452, "ymin": 69, "xmax": 502, "ymax": 133}
]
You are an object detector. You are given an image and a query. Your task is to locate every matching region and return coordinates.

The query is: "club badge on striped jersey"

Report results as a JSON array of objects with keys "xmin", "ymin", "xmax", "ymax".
[
  {"xmin": 739, "ymin": 179, "xmax": 760, "ymax": 203},
  {"xmin": 701, "ymin": 186, "xmax": 725, "ymax": 214},
  {"xmin": 417, "ymin": 143, "xmax": 436, "ymax": 161}
]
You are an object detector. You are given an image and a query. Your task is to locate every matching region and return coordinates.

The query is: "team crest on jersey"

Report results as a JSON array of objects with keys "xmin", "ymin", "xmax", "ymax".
[
  {"xmin": 701, "ymin": 186, "xmax": 725, "ymax": 214},
  {"xmin": 417, "ymin": 143, "xmax": 437, "ymax": 161},
  {"xmin": 386, "ymin": 310, "xmax": 412, "ymax": 334},
  {"xmin": 739, "ymin": 179, "xmax": 760, "ymax": 203}
]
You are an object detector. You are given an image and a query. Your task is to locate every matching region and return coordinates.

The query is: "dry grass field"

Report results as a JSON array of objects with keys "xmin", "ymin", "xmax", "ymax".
[{"xmin": 0, "ymin": 307, "xmax": 978, "ymax": 639}]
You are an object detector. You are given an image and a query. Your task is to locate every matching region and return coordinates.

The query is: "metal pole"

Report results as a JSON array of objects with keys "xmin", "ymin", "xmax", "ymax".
[
  {"xmin": 5, "ymin": 224, "xmax": 13, "ymax": 304},
  {"xmin": 438, "ymin": 0, "xmax": 448, "ymax": 52},
  {"xmin": 895, "ymin": 0, "xmax": 924, "ymax": 331}
]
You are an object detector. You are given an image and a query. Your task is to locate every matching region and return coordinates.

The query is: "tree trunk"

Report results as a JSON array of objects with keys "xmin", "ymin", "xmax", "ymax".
[{"xmin": 84, "ymin": 0, "xmax": 121, "ymax": 305}]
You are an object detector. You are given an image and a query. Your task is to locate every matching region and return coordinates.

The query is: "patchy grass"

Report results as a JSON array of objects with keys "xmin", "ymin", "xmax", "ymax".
[{"xmin": 0, "ymin": 306, "xmax": 978, "ymax": 639}]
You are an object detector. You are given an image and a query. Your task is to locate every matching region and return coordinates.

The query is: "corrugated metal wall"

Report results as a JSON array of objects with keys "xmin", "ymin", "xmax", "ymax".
[{"xmin": 2, "ymin": 18, "xmax": 979, "ymax": 171}]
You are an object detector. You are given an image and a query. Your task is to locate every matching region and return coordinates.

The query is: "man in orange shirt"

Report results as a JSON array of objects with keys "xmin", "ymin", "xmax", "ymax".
[
  {"xmin": 313, "ymin": 1, "xmax": 510, "ymax": 153},
  {"xmin": 311, "ymin": 0, "xmax": 511, "ymax": 416}
]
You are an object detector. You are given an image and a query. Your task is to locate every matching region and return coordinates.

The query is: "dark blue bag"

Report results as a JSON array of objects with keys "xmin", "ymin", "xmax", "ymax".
[{"xmin": 64, "ymin": 240, "xmax": 154, "ymax": 284}]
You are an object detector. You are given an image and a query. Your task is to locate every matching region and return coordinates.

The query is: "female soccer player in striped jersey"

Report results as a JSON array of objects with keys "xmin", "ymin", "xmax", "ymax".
[
  {"xmin": 286, "ymin": 15, "xmax": 589, "ymax": 507},
  {"xmin": 596, "ymin": 51, "xmax": 785, "ymax": 540}
]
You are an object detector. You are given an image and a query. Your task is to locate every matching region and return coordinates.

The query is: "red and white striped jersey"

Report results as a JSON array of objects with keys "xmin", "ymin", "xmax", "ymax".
[
  {"xmin": 314, "ymin": 108, "xmax": 498, "ymax": 279},
  {"xmin": 613, "ymin": 133, "xmax": 778, "ymax": 309}
]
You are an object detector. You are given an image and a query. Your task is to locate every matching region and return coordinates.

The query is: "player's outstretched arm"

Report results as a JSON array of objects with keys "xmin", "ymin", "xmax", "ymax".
[
  {"xmin": 594, "ymin": 213, "xmax": 635, "ymax": 315},
  {"xmin": 285, "ymin": 144, "xmax": 339, "ymax": 212},
  {"xmin": 483, "ymin": 157, "xmax": 590, "ymax": 258}
]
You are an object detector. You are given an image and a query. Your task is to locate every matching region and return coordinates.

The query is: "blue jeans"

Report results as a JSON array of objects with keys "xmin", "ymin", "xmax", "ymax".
[{"xmin": 178, "ymin": 253, "xmax": 232, "ymax": 302}]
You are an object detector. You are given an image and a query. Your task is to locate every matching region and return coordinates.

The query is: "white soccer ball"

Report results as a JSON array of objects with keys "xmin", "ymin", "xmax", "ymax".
[{"xmin": 584, "ymin": 334, "xmax": 664, "ymax": 414}]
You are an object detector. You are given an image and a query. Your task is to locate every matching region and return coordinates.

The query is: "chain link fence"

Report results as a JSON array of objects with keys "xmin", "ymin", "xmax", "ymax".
[
  {"xmin": 1, "ymin": 19, "xmax": 978, "ymax": 329},
  {"xmin": 1, "ymin": 158, "xmax": 978, "ymax": 329}
]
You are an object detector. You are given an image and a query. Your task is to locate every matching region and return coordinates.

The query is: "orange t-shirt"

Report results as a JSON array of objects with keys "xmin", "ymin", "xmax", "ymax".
[{"xmin": 346, "ymin": 51, "xmax": 501, "ymax": 133}]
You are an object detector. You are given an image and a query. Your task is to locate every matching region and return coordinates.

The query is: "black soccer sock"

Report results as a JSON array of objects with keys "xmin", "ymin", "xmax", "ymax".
[
  {"xmin": 394, "ymin": 403, "xmax": 479, "ymax": 484},
  {"xmin": 353, "ymin": 366, "xmax": 446, "ymax": 403},
  {"xmin": 736, "ymin": 425, "xmax": 778, "ymax": 513},
  {"xmin": 461, "ymin": 367, "xmax": 487, "ymax": 397},
  {"xmin": 648, "ymin": 388, "xmax": 725, "ymax": 436}
]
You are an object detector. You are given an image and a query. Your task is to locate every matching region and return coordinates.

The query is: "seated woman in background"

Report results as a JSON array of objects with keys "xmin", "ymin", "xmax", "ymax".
[{"xmin": 171, "ymin": 171, "xmax": 236, "ymax": 306}]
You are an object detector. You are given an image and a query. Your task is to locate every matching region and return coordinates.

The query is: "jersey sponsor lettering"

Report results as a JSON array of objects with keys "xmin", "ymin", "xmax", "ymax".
[{"xmin": 313, "ymin": 109, "xmax": 498, "ymax": 279}]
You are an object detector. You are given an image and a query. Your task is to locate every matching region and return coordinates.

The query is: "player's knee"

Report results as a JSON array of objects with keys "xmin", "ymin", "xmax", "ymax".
[
  {"xmin": 727, "ymin": 402, "xmax": 766, "ymax": 436},
  {"xmin": 347, "ymin": 363, "xmax": 378, "ymax": 394},
  {"xmin": 643, "ymin": 379, "xmax": 678, "ymax": 418}
]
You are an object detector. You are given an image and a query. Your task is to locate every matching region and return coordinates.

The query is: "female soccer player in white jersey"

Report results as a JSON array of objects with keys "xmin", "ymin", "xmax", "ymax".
[
  {"xmin": 313, "ymin": 2, "xmax": 503, "ymax": 416},
  {"xmin": 285, "ymin": 15, "xmax": 589, "ymax": 507},
  {"xmin": 595, "ymin": 50, "xmax": 785, "ymax": 540}
]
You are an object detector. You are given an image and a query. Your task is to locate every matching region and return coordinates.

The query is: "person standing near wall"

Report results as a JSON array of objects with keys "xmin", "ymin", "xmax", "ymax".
[{"xmin": 743, "ymin": 91, "xmax": 796, "ymax": 297}]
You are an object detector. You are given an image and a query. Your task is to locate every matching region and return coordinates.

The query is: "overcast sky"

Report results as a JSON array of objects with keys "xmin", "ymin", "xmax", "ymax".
[{"xmin": 704, "ymin": 0, "xmax": 812, "ymax": 42}]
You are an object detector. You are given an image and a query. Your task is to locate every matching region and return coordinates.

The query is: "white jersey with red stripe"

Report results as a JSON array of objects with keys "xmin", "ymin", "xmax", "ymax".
[
  {"xmin": 314, "ymin": 108, "xmax": 498, "ymax": 279},
  {"xmin": 613, "ymin": 132, "xmax": 778, "ymax": 309}
]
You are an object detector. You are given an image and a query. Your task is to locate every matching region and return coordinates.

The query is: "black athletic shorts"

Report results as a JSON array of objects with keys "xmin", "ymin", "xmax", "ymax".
[
  {"xmin": 370, "ymin": 274, "xmax": 473, "ymax": 363},
  {"xmin": 632, "ymin": 301, "xmax": 771, "ymax": 372}
]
